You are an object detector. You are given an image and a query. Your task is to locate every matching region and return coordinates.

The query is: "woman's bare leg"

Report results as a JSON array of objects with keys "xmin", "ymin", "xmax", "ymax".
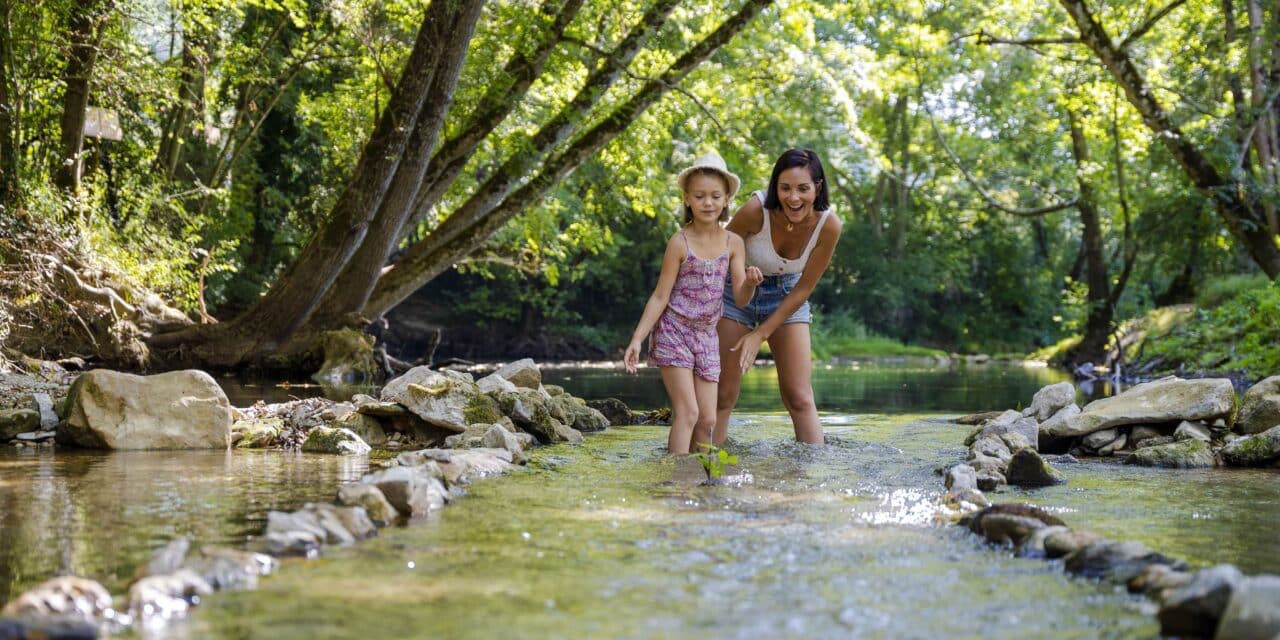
[
  {"xmin": 660, "ymin": 367, "xmax": 699, "ymax": 454},
  {"xmin": 768, "ymin": 323, "xmax": 823, "ymax": 444},
  {"xmin": 714, "ymin": 318, "xmax": 751, "ymax": 444}
]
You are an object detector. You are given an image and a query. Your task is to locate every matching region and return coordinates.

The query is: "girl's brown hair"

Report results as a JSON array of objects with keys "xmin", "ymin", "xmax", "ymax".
[{"xmin": 680, "ymin": 168, "xmax": 732, "ymax": 225}]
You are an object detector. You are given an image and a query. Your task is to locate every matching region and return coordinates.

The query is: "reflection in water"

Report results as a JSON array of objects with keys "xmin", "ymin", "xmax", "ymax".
[{"xmin": 0, "ymin": 450, "xmax": 366, "ymax": 603}]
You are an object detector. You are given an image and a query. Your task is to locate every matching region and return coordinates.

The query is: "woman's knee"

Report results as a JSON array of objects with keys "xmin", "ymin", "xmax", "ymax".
[{"xmin": 779, "ymin": 385, "xmax": 816, "ymax": 414}]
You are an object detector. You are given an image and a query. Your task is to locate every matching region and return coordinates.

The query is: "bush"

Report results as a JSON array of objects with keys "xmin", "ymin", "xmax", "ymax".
[
  {"xmin": 1138, "ymin": 278, "xmax": 1280, "ymax": 378},
  {"xmin": 809, "ymin": 312, "xmax": 946, "ymax": 359}
]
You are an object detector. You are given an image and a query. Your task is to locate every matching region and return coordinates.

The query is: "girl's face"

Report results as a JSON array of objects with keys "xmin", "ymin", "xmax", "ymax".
[
  {"xmin": 684, "ymin": 172, "xmax": 728, "ymax": 224},
  {"xmin": 776, "ymin": 166, "xmax": 818, "ymax": 218}
]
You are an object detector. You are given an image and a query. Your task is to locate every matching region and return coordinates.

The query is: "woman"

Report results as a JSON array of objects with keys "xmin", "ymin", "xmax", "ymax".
[{"xmin": 714, "ymin": 148, "xmax": 843, "ymax": 445}]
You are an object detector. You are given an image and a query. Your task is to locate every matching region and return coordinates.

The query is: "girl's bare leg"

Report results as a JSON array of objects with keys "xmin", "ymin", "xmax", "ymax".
[
  {"xmin": 714, "ymin": 318, "xmax": 751, "ymax": 445},
  {"xmin": 689, "ymin": 374, "xmax": 719, "ymax": 453},
  {"xmin": 660, "ymin": 366, "xmax": 699, "ymax": 454},
  {"xmin": 769, "ymin": 323, "xmax": 823, "ymax": 444}
]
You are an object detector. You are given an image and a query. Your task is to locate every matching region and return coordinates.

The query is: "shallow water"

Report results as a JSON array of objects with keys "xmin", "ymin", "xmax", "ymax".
[{"xmin": 0, "ymin": 363, "xmax": 1274, "ymax": 639}]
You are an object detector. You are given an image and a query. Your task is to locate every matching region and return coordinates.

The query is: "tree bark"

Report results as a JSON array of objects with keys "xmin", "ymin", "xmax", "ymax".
[
  {"xmin": 54, "ymin": 0, "xmax": 109, "ymax": 195},
  {"xmin": 312, "ymin": 0, "xmax": 593, "ymax": 324},
  {"xmin": 1066, "ymin": 107, "xmax": 1113, "ymax": 364},
  {"xmin": 363, "ymin": 0, "xmax": 775, "ymax": 319},
  {"xmin": 155, "ymin": 22, "xmax": 208, "ymax": 181},
  {"xmin": 0, "ymin": 0, "xmax": 18, "ymax": 208},
  {"xmin": 149, "ymin": 0, "xmax": 485, "ymax": 366},
  {"xmin": 1058, "ymin": 0, "xmax": 1280, "ymax": 277}
]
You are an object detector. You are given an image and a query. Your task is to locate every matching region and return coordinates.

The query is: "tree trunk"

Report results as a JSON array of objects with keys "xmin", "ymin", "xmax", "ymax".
[
  {"xmin": 149, "ymin": 0, "xmax": 485, "ymax": 366},
  {"xmin": 0, "ymin": 0, "xmax": 18, "ymax": 208},
  {"xmin": 1066, "ymin": 106, "xmax": 1112, "ymax": 364},
  {"xmin": 1058, "ymin": 0, "xmax": 1280, "ymax": 278},
  {"xmin": 54, "ymin": 0, "xmax": 108, "ymax": 195},
  {"xmin": 363, "ymin": 0, "xmax": 775, "ymax": 319},
  {"xmin": 156, "ymin": 24, "xmax": 208, "ymax": 181}
]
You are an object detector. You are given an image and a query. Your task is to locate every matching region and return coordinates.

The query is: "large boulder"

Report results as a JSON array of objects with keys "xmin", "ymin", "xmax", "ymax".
[
  {"xmin": 380, "ymin": 366, "xmax": 479, "ymax": 433},
  {"xmin": 58, "ymin": 369, "xmax": 231, "ymax": 449},
  {"xmin": 1047, "ymin": 377, "xmax": 1237, "ymax": 438},
  {"xmin": 1214, "ymin": 575, "xmax": 1280, "ymax": 640},
  {"xmin": 1236, "ymin": 376, "xmax": 1280, "ymax": 435}
]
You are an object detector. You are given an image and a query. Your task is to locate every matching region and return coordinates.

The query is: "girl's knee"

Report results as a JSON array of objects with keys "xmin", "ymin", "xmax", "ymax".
[
  {"xmin": 673, "ymin": 405, "xmax": 701, "ymax": 425},
  {"xmin": 780, "ymin": 387, "xmax": 816, "ymax": 414}
]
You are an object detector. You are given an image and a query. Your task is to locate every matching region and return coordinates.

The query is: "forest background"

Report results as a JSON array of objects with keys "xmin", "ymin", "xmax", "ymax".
[{"xmin": 1, "ymin": 0, "xmax": 1277, "ymax": 381}]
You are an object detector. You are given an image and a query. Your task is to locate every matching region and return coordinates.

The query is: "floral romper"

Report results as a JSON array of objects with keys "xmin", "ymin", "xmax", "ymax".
[{"xmin": 649, "ymin": 230, "xmax": 730, "ymax": 381}]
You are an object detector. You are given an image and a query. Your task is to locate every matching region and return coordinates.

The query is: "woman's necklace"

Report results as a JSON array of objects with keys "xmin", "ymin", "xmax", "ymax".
[{"xmin": 778, "ymin": 208, "xmax": 811, "ymax": 232}]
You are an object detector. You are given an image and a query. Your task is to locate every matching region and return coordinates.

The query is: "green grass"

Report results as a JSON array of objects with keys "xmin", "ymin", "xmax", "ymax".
[{"xmin": 809, "ymin": 313, "xmax": 947, "ymax": 360}]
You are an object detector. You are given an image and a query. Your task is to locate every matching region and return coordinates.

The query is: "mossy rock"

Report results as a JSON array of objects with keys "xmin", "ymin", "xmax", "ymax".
[
  {"xmin": 463, "ymin": 394, "xmax": 504, "ymax": 426},
  {"xmin": 1220, "ymin": 426, "xmax": 1280, "ymax": 467},
  {"xmin": 233, "ymin": 417, "xmax": 283, "ymax": 449},
  {"xmin": 1124, "ymin": 438, "xmax": 1215, "ymax": 468}
]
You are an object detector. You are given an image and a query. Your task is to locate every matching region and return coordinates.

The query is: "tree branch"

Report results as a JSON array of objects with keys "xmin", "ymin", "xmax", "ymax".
[{"xmin": 1118, "ymin": 0, "xmax": 1187, "ymax": 50}]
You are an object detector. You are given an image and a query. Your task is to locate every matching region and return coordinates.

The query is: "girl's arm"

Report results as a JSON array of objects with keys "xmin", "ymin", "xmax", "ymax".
[
  {"xmin": 727, "ymin": 232, "xmax": 763, "ymax": 307},
  {"xmin": 624, "ymin": 234, "xmax": 686, "ymax": 373},
  {"xmin": 730, "ymin": 214, "xmax": 844, "ymax": 373}
]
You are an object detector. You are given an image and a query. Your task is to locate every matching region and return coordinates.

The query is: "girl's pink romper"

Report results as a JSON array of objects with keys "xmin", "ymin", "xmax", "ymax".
[{"xmin": 648, "ymin": 231, "xmax": 730, "ymax": 381}]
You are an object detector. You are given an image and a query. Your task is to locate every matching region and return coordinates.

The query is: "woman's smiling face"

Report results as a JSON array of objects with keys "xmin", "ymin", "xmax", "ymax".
[{"xmin": 776, "ymin": 166, "xmax": 818, "ymax": 219}]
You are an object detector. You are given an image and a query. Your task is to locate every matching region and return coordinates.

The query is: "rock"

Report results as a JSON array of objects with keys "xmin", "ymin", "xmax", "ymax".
[
  {"xmin": 1044, "ymin": 529, "xmax": 1103, "ymax": 559},
  {"xmin": 381, "ymin": 366, "xmax": 479, "ymax": 432},
  {"xmin": 1236, "ymin": 376, "xmax": 1280, "ymax": 435},
  {"xmin": 945, "ymin": 464, "xmax": 977, "ymax": 492},
  {"xmin": 333, "ymin": 411, "xmax": 387, "ymax": 447},
  {"xmin": 58, "ymin": 369, "xmax": 232, "ymax": 449},
  {"xmin": 999, "ymin": 431, "xmax": 1033, "ymax": 453},
  {"xmin": 975, "ymin": 468, "xmax": 1005, "ymax": 490},
  {"xmin": 1097, "ymin": 432, "xmax": 1128, "ymax": 456},
  {"xmin": 0, "ymin": 618, "xmax": 97, "ymax": 639},
  {"xmin": 1005, "ymin": 449, "xmax": 1067, "ymax": 487},
  {"xmin": 232, "ymin": 417, "xmax": 283, "ymax": 449},
  {"xmin": 335, "ymin": 483, "xmax": 399, "ymax": 526},
  {"xmin": 476, "ymin": 373, "xmax": 518, "ymax": 395},
  {"xmin": 0, "ymin": 408, "xmax": 40, "ymax": 440},
  {"xmin": 979, "ymin": 414, "xmax": 1039, "ymax": 451},
  {"xmin": 395, "ymin": 448, "xmax": 515, "ymax": 485},
  {"xmin": 1064, "ymin": 540, "xmax": 1185, "ymax": 582},
  {"xmin": 1129, "ymin": 563, "xmax": 1192, "ymax": 596},
  {"xmin": 310, "ymin": 328, "xmax": 378, "ymax": 384},
  {"xmin": 464, "ymin": 393, "xmax": 505, "ymax": 427},
  {"xmin": 185, "ymin": 546, "xmax": 276, "ymax": 591},
  {"xmin": 1024, "ymin": 381, "xmax": 1077, "ymax": 421},
  {"xmin": 361, "ymin": 465, "xmax": 449, "ymax": 517},
  {"xmin": 492, "ymin": 358, "xmax": 541, "ymax": 390},
  {"xmin": 944, "ymin": 487, "xmax": 990, "ymax": 510},
  {"xmin": 353, "ymin": 395, "xmax": 411, "ymax": 418},
  {"xmin": 1129, "ymin": 425, "xmax": 1167, "ymax": 447},
  {"xmin": 136, "ymin": 537, "xmax": 191, "ymax": 579},
  {"xmin": 1049, "ymin": 377, "xmax": 1237, "ymax": 438},
  {"xmin": 978, "ymin": 513, "xmax": 1047, "ymax": 547},
  {"xmin": 127, "ymin": 569, "xmax": 212, "ymax": 619},
  {"xmin": 302, "ymin": 426, "xmax": 371, "ymax": 455},
  {"xmin": 1020, "ymin": 525, "xmax": 1071, "ymax": 558},
  {"xmin": 31, "ymin": 392, "xmax": 58, "ymax": 430},
  {"xmin": 1157, "ymin": 564, "xmax": 1243, "ymax": 638},
  {"xmin": 1136, "ymin": 435, "xmax": 1175, "ymax": 449},
  {"xmin": 1124, "ymin": 438, "xmax": 1215, "ymax": 468},
  {"xmin": 587, "ymin": 398, "xmax": 633, "ymax": 426},
  {"xmin": 481, "ymin": 424, "xmax": 528, "ymax": 463},
  {"xmin": 969, "ymin": 436, "xmax": 1012, "ymax": 464},
  {"xmin": 1214, "ymin": 574, "xmax": 1280, "ymax": 640},
  {"xmin": 955, "ymin": 410, "xmax": 1007, "ymax": 425},
  {"xmin": 0, "ymin": 576, "xmax": 113, "ymax": 620},
  {"xmin": 1219, "ymin": 425, "xmax": 1280, "ymax": 467},
  {"xmin": 1082, "ymin": 428, "xmax": 1121, "ymax": 451},
  {"xmin": 1174, "ymin": 420, "xmax": 1212, "ymax": 443},
  {"xmin": 1037, "ymin": 403, "xmax": 1081, "ymax": 439},
  {"xmin": 265, "ymin": 529, "xmax": 321, "ymax": 557},
  {"xmin": 300, "ymin": 503, "xmax": 376, "ymax": 543}
]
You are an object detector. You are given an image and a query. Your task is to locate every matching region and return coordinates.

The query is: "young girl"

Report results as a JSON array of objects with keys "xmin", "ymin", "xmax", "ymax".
[{"xmin": 624, "ymin": 152, "xmax": 763, "ymax": 454}]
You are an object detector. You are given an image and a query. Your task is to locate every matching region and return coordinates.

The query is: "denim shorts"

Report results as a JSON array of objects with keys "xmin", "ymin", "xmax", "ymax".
[{"xmin": 721, "ymin": 273, "xmax": 812, "ymax": 328}]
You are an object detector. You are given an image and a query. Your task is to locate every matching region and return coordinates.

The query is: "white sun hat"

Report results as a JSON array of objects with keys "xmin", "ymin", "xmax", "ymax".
[{"xmin": 676, "ymin": 151, "xmax": 740, "ymax": 203}]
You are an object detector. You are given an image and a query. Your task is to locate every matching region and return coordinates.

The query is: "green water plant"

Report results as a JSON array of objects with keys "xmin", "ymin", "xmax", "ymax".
[{"xmin": 693, "ymin": 444, "xmax": 738, "ymax": 483}]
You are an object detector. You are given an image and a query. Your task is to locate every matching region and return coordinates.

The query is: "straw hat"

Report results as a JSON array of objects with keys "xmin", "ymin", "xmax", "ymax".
[{"xmin": 676, "ymin": 151, "xmax": 740, "ymax": 202}]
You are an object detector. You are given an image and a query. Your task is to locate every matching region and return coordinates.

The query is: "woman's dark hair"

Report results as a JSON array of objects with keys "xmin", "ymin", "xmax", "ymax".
[
  {"xmin": 680, "ymin": 168, "xmax": 732, "ymax": 225},
  {"xmin": 764, "ymin": 148, "xmax": 829, "ymax": 212}
]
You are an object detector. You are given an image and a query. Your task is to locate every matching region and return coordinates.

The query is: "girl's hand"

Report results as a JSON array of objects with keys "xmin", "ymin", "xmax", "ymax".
[
  {"xmin": 623, "ymin": 342, "xmax": 642, "ymax": 374},
  {"xmin": 729, "ymin": 331, "xmax": 764, "ymax": 373},
  {"xmin": 744, "ymin": 266, "xmax": 764, "ymax": 287}
]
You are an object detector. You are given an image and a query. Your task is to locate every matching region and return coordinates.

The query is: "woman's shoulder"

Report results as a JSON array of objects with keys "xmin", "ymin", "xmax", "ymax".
[{"xmin": 819, "ymin": 208, "xmax": 843, "ymax": 235}]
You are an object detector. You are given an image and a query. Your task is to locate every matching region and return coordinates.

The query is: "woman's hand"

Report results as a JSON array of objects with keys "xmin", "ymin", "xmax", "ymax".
[
  {"xmin": 623, "ymin": 341, "xmax": 642, "ymax": 374},
  {"xmin": 729, "ymin": 330, "xmax": 765, "ymax": 373}
]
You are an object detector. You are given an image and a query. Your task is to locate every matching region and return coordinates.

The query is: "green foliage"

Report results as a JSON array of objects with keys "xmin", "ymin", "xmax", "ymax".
[
  {"xmin": 1195, "ymin": 274, "xmax": 1273, "ymax": 308},
  {"xmin": 1137, "ymin": 279, "xmax": 1280, "ymax": 377},
  {"xmin": 692, "ymin": 444, "xmax": 737, "ymax": 482},
  {"xmin": 809, "ymin": 313, "xmax": 945, "ymax": 359}
]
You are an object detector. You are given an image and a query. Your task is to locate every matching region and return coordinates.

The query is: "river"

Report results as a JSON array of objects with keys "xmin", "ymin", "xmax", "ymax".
[{"xmin": 1, "ymin": 362, "xmax": 1276, "ymax": 638}]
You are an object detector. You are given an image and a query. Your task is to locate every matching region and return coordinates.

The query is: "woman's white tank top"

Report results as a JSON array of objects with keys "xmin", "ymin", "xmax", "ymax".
[{"xmin": 743, "ymin": 189, "xmax": 833, "ymax": 275}]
